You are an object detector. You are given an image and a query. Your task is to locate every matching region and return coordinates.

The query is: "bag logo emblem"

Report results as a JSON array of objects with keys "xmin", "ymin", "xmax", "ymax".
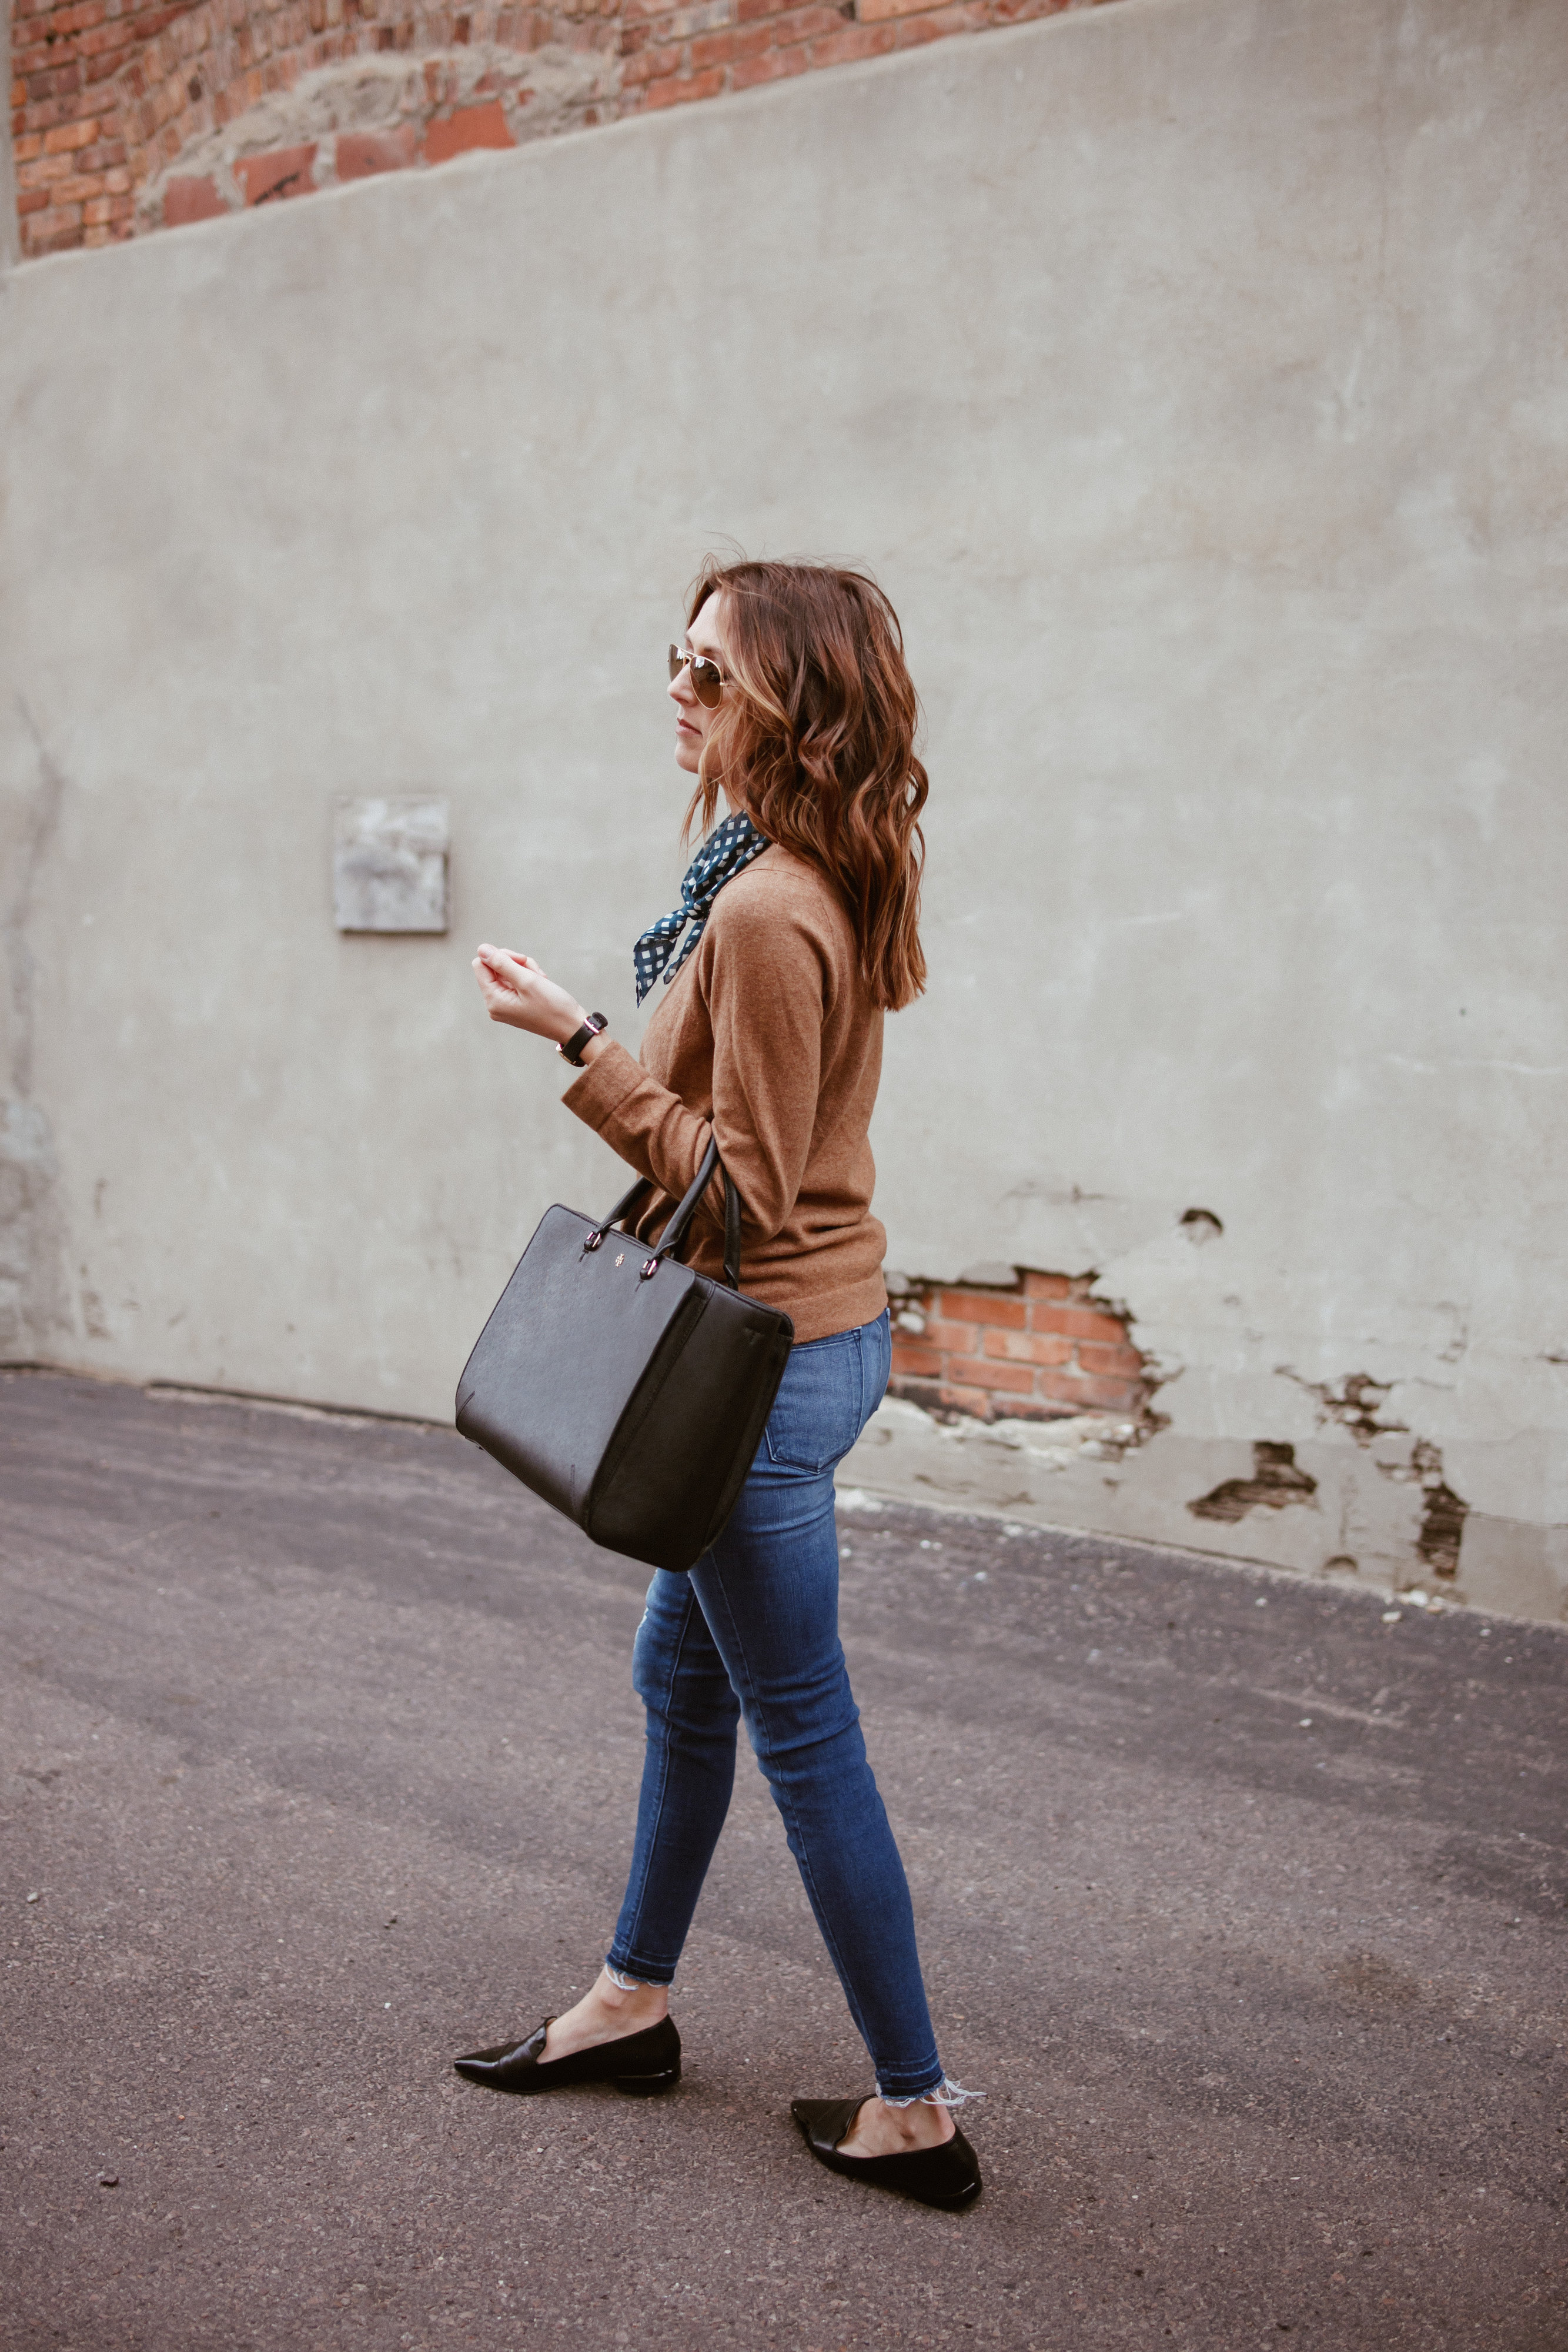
[{"xmin": 615, "ymin": 1252, "xmax": 625, "ymax": 1266}]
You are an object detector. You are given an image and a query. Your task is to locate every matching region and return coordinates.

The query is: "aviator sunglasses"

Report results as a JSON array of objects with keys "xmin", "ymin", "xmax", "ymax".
[{"xmin": 668, "ymin": 644, "xmax": 726, "ymax": 708}]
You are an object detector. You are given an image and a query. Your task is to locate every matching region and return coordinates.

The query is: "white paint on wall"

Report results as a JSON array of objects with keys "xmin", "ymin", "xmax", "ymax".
[{"xmin": 2, "ymin": 0, "xmax": 1566, "ymax": 1616}]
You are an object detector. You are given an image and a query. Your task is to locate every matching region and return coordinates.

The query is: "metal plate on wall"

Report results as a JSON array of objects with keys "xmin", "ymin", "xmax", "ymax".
[{"xmin": 333, "ymin": 797, "xmax": 449, "ymax": 933}]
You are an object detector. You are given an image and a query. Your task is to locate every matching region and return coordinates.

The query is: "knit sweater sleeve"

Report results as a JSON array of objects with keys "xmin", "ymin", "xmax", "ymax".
[{"xmin": 562, "ymin": 883, "xmax": 828, "ymax": 1245}]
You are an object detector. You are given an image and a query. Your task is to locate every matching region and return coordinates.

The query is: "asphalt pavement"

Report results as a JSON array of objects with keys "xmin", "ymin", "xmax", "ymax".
[{"xmin": 2, "ymin": 1368, "xmax": 1564, "ymax": 2351}]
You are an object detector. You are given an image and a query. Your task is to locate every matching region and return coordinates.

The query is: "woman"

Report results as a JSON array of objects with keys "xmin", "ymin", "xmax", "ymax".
[{"xmin": 458, "ymin": 559, "xmax": 981, "ymax": 2211}]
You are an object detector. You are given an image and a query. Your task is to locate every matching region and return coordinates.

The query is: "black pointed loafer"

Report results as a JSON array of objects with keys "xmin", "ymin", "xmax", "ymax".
[
  {"xmin": 453, "ymin": 2016, "xmax": 680, "ymax": 2097},
  {"xmin": 790, "ymin": 2097, "xmax": 982, "ymax": 2210}
]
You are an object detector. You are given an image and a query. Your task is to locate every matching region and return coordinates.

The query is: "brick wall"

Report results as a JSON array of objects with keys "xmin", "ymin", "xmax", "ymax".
[
  {"xmin": 616, "ymin": 0, "xmax": 1085, "ymax": 113},
  {"xmin": 888, "ymin": 1268, "xmax": 1152, "ymax": 1425},
  {"xmin": 10, "ymin": 0, "xmax": 179, "ymax": 249},
  {"xmin": 10, "ymin": 0, "xmax": 1116, "ymax": 258}
]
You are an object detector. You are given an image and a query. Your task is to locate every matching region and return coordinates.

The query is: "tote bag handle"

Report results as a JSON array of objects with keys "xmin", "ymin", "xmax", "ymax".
[{"xmin": 585, "ymin": 1138, "xmax": 742, "ymax": 1289}]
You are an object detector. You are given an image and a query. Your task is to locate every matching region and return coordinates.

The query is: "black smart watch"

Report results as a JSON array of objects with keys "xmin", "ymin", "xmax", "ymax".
[{"xmin": 559, "ymin": 1013, "xmax": 609, "ymax": 1068}]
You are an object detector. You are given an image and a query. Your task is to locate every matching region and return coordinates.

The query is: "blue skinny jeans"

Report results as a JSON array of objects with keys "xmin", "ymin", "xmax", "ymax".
[{"xmin": 606, "ymin": 1308, "xmax": 945, "ymax": 2100}]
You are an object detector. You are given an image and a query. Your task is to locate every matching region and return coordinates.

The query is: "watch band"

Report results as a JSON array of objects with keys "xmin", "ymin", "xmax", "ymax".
[{"xmin": 559, "ymin": 1013, "xmax": 609, "ymax": 1068}]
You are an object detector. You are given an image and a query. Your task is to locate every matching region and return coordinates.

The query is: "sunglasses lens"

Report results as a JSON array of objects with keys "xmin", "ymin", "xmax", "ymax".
[{"xmin": 668, "ymin": 646, "xmax": 724, "ymax": 706}]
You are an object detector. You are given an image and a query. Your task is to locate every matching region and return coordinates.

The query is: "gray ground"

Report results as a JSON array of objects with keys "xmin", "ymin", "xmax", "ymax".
[{"xmin": 2, "ymin": 1368, "xmax": 1564, "ymax": 2351}]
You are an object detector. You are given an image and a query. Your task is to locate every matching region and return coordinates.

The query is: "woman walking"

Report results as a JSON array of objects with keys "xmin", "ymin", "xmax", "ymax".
[{"xmin": 459, "ymin": 559, "xmax": 981, "ymax": 2210}]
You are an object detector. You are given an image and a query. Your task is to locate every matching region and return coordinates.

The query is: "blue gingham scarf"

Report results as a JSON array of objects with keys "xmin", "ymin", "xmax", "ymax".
[{"xmin": 633, "ymin": 811, "xmax": 770, "ymax": 1005}]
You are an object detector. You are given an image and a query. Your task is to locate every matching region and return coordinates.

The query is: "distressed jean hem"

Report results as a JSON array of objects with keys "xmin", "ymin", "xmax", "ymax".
[
  {"xmin": 878, "ymin": 2071, "xmax": 982, "ymax": 2109},
  {"xmin": 604, "ymin": 1946, "xmax": 677, "ymax": 1988},
  {"xmin": 871, "ymin": 2060, "xmax": 945, "ymax": 2102}
]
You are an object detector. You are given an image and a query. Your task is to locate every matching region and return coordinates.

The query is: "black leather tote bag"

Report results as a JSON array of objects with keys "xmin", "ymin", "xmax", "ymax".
[{"xmin": 454, "ymin": 1141, "xmax": 794, "ymax": 1574}]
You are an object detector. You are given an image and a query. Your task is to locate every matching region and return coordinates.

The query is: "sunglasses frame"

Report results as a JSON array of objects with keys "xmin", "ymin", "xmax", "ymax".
[{"xmin": 668, "ymin": 644, "xmax": 726, "ymax": 709}]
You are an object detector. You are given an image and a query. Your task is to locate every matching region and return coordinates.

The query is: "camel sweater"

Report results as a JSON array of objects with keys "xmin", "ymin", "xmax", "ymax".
[{"xmin": 562, "ymin": 846, "xmax": 888, "ymax": 1344}]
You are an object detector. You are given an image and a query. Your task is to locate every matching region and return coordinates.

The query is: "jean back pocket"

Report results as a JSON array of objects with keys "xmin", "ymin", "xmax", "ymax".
[{"xmin": 764, "ymin": 1331, "xmax": 864, "ymax": 1473}]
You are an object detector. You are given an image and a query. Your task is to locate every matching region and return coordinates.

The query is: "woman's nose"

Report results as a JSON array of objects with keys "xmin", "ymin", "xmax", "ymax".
[{"xmin": 668, "ymin": 666, "xmax": 694, "ymax": 709}]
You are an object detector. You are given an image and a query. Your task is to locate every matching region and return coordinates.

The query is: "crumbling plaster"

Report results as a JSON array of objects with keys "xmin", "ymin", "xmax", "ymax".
[
  {"xmin": 135, "ymin": 47, "xmax": 620, "ymax": 229},
  {"xmin": 1, "ymin": 0, "xmax": 1565, "ymax": 1620}
]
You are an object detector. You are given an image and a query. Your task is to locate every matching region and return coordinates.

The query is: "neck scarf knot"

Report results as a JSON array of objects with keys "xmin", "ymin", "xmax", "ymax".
[{"xmin": 633, "ymin": 811, "xmax": 770, "ymax": 1005}]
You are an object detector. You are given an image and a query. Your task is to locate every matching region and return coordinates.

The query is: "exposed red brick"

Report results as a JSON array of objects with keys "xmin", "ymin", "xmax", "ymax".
[
  {"xmin": 803, "ymin": 20, "xmax": 895, "ymax": 64},
  {"xmin": 888, "ymin": 1378, "xmax": 1000, "ymax": 1422},
  {"xmin": 79, "ymin": 21, "xmax": 142, "ymax": 56},
  {"xmin": 423, "ymin": 96, "xmax": 512, "ymax": 157},
  {"xmin": 982, "ymin": 1327, "xmax": 1074, "ymax": 1368},
  {"xmin": 893, "ymin": 0, "xmax": 989, "ymax": 42},
  {"xmin": 918, "ymin": 1317, "xmax": 982, "ymax": 1358},
  {"xmin": 938, "ymin": 1289, "xmax": 1025, "ymax": 1329},
  {"xmin": 11, "ymin": 0, "xmax": 1129, "ymax": 257},
  {"xmin": 965, "ymin": 1359, "xmax": 1038, "ymax": 1396},
  {"xmin": 731, "ymin": 18, "xmax": 777, "ymax": 61},
  {"xmin": 1040, "ymin": 1369, "xmax": 1140, "ymax": 1411},
  {"xmin": 1029, "ymin": 1304, "xmax": 1128, "ymax": 1344},
  {"xmin": 163, "ymin": 169, "xmax": 226, "ymax": 218},
  {"xmin": 19, "ymin": 152, "xmax": 75, "ymax": 185},
  {"xmin": 771, "ymin": 4, "xmax": 844, "ymax": 35},
  {"xmin": 43, "ymin": 113, "xmax": 100, "ymax": 149},
  {"xmin": 32, "ymin": 202, "xmax": 85, "ymax": 240},
  {"xmin": 619, "ymin": 39, "xmax": 681, "ymax": 82},
  {"xmin": 884, "ymin": 1267, "xmax": 1149, "ymax": 1425},
  {"xmin": 641, "ymin": 64, "xmax": 727, "ymax": 106},
  {"xmin": 335, "ymin": 123, "xmax": 419, "ymax": 176},
  {"xmin": 687, "ymin": 25, "xmax": 735, "ymax": 69},
  {"xmin": 730, "ymin": 43, "xmax": 808, "ymax": 88},
  {"xmin": 234, "ymin": 142, "xmax": 317, "ymax": 202},
  {"xmin": 36, "ymin": 55, "xmax": 88, "ymax": 94}
]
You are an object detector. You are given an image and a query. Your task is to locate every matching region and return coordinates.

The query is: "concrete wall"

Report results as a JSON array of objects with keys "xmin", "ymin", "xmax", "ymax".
[{"xmin": 4, "ymin": 0, "xmax": 1566, "ymax": 1620}]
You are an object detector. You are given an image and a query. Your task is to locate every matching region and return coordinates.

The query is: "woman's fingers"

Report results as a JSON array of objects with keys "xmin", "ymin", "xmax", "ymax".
[
  {"xmin": 473, "ymin": 958, "xmax": 522, "ymax": 1012},
  {"xmin": 476, "ymin": 944, "xmax": 548, "ymax": 984},
  {"xmin": 473, "ymin": 944, "xmax": 575, "ymax": 1038}
]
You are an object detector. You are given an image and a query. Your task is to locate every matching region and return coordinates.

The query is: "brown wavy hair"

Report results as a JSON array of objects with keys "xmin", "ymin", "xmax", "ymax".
[{"xmin": 684, "ymin": 558, "xmax": 928, "ymax": 1011}]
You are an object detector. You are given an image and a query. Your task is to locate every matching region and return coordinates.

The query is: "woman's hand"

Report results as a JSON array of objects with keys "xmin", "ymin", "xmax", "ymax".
[{"xmin": 472, "ymin": 945, "xmax": 586, "ymax": 1045}]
